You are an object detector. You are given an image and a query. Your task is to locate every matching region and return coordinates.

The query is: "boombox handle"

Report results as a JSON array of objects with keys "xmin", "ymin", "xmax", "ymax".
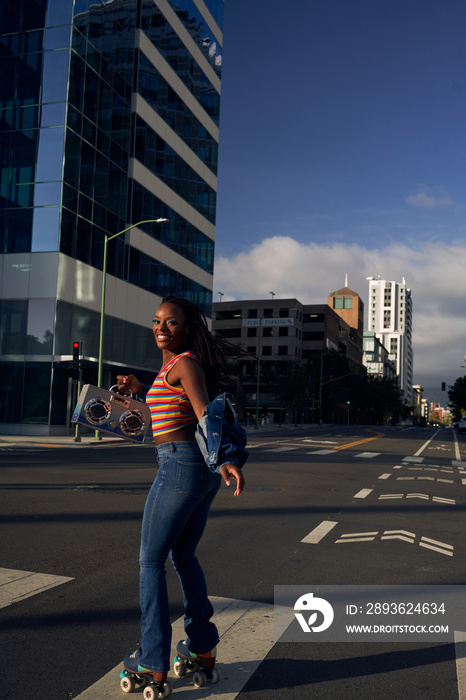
[{"xmin": 109, "ymin": 384, "xmax": 143, "ymax": 402}]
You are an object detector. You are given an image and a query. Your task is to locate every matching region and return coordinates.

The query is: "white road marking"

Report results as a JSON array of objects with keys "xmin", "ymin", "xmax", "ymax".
[
  {"xmin": 335, "ymin": 532, "xmax": 378, "ymax": 543},
  {"xmin": 335, "ymin": 531, "xmax": 454, "ymax": 556},
  {"xmin": 303, "ymin": 439, "xmax": 338, "ymax": 445},
  {"xmin": 301, "ymin": 520, "xmax": 338, "ymax": 544},
  {"xmin": 354, "ymin": 488, "xmax": 373, "ymax": 499},
  {"xmin": 378, "ymin": 493, "xmax": 456, "ymax": 504},
  {"xmin": 453, "ymin": 431, "xmax": 462, "ymax": 462},
  {"xmin": 383, "ymin": 529, "xmax": 415, "ymax": 538},
  {"xmin": 381, "ymin": 534, "xmax": 415, "ymax": 544},
  {"xmin": 265, "ymin": 447, "xmax": 298, "ymax": 452},
  {"xmin": 397, "ymin": 476, "xmax": 455, "ymax": 484},
  {"xmin": 455, "ymin": 631, "xmax": 466, "ymax": 699},
  {"xmin": 414, "ymin": 429, "xmax": 442, "ymax": 457},
  {"xmin": 0, "ymin": 568, "xmax": 74, "ymax": 609},
  {"xmin": 419, "ymin": 537, "xmax": 454, "ymax": 556},
  {"xmin": 378, "ymin": 473, "xmax": 391, "ymax": 479},
  {"xmin": 307, "ymin": 449, "xmax": 334, "ymax": 455},
  {"xmin": 74, "ymin": 597, "xmax": 275, "ymax": 700},
  {"xmin": 354, "ymin": 452, "xmax": 380, "ymax": 459},
  {"xmin": 403, "ymin": 456, "xmax": 425, "ymax": 463}
]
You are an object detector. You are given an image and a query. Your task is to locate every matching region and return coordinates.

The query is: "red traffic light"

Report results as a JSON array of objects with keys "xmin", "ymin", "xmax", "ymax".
[{"xmin": 73, "ymin": 341, "xmax": 80, "ymax": 362}]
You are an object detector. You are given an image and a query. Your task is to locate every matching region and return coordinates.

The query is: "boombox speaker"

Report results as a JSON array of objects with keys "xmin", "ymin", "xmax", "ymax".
[{"xmin": 72, "ymin": 384, "xmax": 152, "ymax": 443}]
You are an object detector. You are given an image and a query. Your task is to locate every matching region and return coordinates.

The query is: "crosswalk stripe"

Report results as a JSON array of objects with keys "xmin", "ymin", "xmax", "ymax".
[
  {"xmin": 74, "ymin": 596, "xmax": 275, "ymax": 699},
  {"xmin": 0, "ymin": 568, "xmax": 74, "ymax": 608},
  {"xmin": 264, "ymin": 447, "xmax": 298, "ymax": 452}
]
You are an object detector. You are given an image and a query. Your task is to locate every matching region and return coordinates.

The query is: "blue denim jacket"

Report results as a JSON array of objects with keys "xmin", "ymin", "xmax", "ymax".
[{"xmin": 195, "ymin": 393, "xmax": 248, "ymax": 474}]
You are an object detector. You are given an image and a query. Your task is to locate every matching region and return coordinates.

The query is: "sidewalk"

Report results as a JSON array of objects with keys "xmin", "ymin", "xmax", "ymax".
[
  {"xmin": 0, "ymin": 433, "xmax": 133, "ymax": 447},
  {"xmin": 0, "ymin": 422, "xmax": 319, "ymax": 448}
]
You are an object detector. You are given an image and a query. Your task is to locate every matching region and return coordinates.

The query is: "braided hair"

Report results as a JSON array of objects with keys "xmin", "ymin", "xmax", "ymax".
[{"xmin": 160, "ymin": 295, "xmax": 238, "ymax": 396}]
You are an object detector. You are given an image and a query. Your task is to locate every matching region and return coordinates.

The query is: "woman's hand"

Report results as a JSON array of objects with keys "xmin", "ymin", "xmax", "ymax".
[
  {"xmin": 116, "ymin": 374, "xmax": 143, "ymax": 396},
  {"xmin": 219, "ymin": 464, "xmax": 245, "ymax": 496}
]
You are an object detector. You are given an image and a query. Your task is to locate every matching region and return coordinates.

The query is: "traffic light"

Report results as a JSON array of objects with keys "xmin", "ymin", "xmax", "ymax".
[
  {"xmin": 73, "ymin": 341, "xmax": 80, "ymax": 365},
  {"xmin": 68, "ymin": 341, "xmax": 81, "ymax": 379},
  {"xmin": 441, "ymin": 382, "xmax": 446, "ymax": 391},
  {"xmin": 346, "ymin": 400, "xmax": 351, "ymax": 405}
]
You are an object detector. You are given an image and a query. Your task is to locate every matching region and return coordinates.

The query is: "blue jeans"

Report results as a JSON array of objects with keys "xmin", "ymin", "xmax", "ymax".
[{"xmin": 136, "ymin": 441, "xmax": 221, "ymax": 672}]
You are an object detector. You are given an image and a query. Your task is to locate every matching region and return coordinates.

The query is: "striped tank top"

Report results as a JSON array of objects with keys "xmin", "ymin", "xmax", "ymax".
[{"xmin": 146, "ymin": 351, "xmax": 199, "ymax": 437}]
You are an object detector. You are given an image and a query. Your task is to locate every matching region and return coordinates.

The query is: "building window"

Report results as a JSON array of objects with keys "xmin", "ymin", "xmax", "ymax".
[
  {"xmin": 248, "ymin": 308, "xmax": 257, "ymax": 319},
  {"xmin": 334, "ymin": 296, "xmax": 352, "ymax": 309},
  {"xmin": 215, "ymin": 328, "xmax": 241, "ymax": 339},
  {"xmin": 263, "ymin": 327, "xmax": 273, "ymax": 337},
  {"xmin": 216, "ymin": 309, "xmax": 241, "ymax": 321},
  {"xmin": 247, "ymin": 328, "xmax": 257, "ymax": 337},
  {"xmin": 278, "ymin": 346, "xmax": 287, "ymax": 355},
  {"xmin": 302, "ymin": 331, "xmax": 324, "ymax": 341},
  {"xmin": 263, "ymin": 308, "xmax": 273, "ymax": 318},
  {"xmin": 279, "ymin": 327, "xmax": 288, "ymax": 337},
  {"xmin": 262, "ymin": 346, "xmax": 272, "ymax": 356},
  {"xmin": 279, "ymin": 307, "xmax": 289, "ymax": 317},
  {"xmin": 303, "ymin": 313, "xmax": 324, "ymax": 323}
]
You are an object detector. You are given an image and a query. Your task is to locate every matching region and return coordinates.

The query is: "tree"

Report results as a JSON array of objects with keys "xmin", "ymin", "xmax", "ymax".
[
  {"xmin": 275, "ymin": 361, "xmax": 309, "ymax": 423},
  {"xmin": 448, "ymin": 376, "xmax": 466, "ymax": 417},
  {"xmin": 347, "ymin": 375, "xmax": 404, "ymax": 425}
]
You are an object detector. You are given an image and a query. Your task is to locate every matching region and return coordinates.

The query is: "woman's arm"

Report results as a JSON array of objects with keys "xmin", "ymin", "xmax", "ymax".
[
  {"xmin": 116, "ymin": 374, "xmax": 143, "ymax": 395},
  {"xmin": 174, "ymin": 358, "xmax": 245, "ymax": 496}
]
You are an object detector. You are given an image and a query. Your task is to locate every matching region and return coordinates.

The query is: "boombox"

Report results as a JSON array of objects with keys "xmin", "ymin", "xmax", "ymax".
[{"xmin": 71, "ymin": 384, "xmax": 152, "ymax": 443}]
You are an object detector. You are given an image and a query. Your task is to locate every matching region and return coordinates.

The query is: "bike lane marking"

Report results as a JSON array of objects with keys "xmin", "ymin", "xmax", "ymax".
[{"xmin": 74, "ymin": 596, "xmax": 275, "ymax": 700}]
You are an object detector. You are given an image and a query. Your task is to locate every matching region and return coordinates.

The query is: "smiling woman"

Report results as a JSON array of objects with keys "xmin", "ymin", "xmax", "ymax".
[{"xmin": 115, "ymin": 295, "xmax": 247, "ymax": 695}]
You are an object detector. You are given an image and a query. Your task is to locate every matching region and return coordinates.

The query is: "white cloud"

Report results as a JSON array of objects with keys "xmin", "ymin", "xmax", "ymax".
[
  {"xmin": 213, "ymin": 237, "xmax": 466, "ymax": 402},
  {"xmin": 405, "ymin": 186, "xmax": 453, "ymax": 209}
]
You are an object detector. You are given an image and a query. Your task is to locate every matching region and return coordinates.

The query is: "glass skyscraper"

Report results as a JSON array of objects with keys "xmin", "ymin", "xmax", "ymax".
[{"xmin": 0, "ymin": 0, "xmax": 223, "ymax": 434}]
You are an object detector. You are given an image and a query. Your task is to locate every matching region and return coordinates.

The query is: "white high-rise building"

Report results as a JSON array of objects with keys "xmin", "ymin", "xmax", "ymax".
[{"xmin": 367, "ymin": 277, "xmax": 413, "ymax": 406}]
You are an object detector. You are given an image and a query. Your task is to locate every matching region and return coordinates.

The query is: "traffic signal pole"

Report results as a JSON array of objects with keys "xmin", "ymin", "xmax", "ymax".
[{"xmin": 73, "ymin": 341, "xmax": 82, "ymax": 442}]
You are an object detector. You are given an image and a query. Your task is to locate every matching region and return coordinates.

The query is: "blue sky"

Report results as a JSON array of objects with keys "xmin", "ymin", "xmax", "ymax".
[{"xmin": 212, "ymin": 0, "xmax": 466, "ymax": 405}]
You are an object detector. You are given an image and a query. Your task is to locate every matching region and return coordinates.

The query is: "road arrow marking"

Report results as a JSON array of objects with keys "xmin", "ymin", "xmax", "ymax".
[{"xmin": 381, "ymin": 530, "xmax": 416, "ymax": 544}]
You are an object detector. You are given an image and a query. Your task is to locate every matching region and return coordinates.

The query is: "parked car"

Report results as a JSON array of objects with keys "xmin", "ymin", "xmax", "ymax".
[{"xmin": 454, "ymin": 417, "xmax": 466, "ymax": 434}]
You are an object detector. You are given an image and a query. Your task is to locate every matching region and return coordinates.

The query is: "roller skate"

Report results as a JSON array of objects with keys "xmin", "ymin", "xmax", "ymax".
[
  {"xmin": 120, "ymin": 652, "xmax": 172, "ymax": 698},
  {"xmin": 173, "ymin": 639, "xmax": 221, "ymax": 688}
]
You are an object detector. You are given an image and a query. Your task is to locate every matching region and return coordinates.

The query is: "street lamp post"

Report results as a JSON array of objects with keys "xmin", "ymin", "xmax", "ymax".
[
  {"xmin": 96, "ymin": 218, "xmax": 167, "ymax": 438},
  {"xmin": 319, "ymin": 351, "xmax": 324, "ymax": 424},
  {"xmin": 255, "ymin": 312, "xmax": 275, "ymax": 430}
]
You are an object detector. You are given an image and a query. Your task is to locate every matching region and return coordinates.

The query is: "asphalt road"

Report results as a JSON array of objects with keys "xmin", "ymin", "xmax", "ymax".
[{"xmin": 1, "ymin": 424, "xmax": 465, "ymax": 699}]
